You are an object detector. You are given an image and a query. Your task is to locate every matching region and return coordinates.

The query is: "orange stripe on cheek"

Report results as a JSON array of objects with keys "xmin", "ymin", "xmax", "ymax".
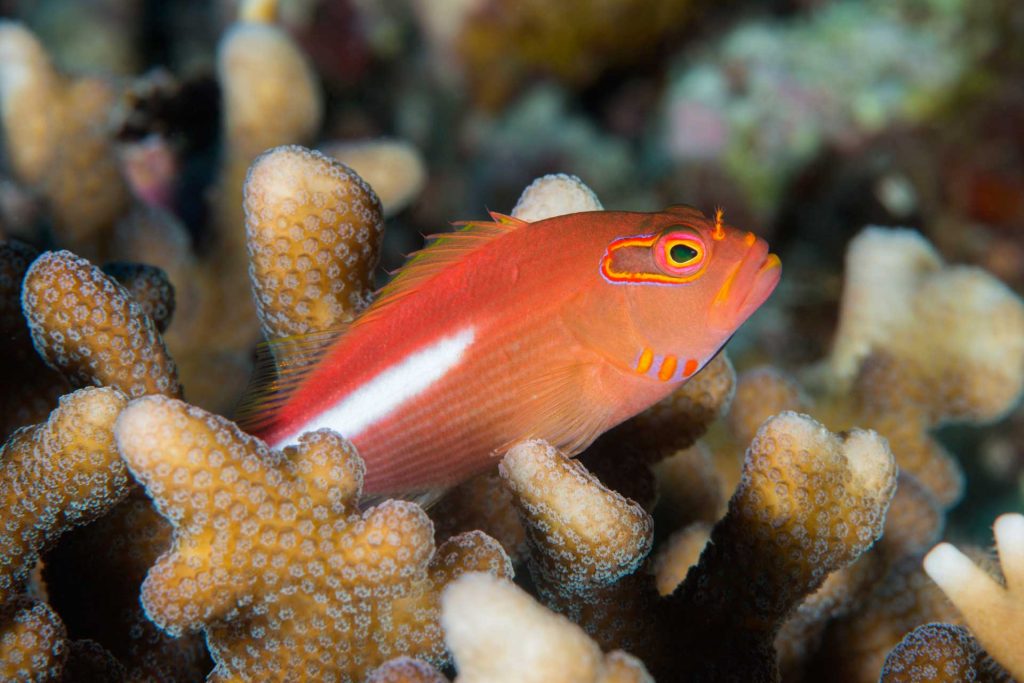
[
  {"xmin": 636, "ymin": 348, "xmax": 654, "ymax": 374},
  {"xmin": 658, "ymin": 355, "xmax": 677, "ymax": 381},
  {"xmin": 683, "ymin": 358, "xmax": 699, "ymax": 377}
]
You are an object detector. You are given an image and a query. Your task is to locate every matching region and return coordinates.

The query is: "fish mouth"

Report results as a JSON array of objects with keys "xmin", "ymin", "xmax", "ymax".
[
  {"xmin": 711, "ymin": 238, "xmax": 781, "ymax": 329},
  {"xmin": 735, "ymin": 251, "xmax": 781, "ymax": 323}
]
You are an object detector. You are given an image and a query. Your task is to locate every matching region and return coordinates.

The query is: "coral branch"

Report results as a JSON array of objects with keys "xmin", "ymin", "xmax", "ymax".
[{"xmin": 923, "ymin": 513, "xmax": 1024, "ymax": 680}]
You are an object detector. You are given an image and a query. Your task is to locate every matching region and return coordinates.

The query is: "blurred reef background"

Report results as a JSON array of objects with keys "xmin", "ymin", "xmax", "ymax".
[{"xmin": 0, "ymin": 0, "xmax": 1023, "ymax": 681}]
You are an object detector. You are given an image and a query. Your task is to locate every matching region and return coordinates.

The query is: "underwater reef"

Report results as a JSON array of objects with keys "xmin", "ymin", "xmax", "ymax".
[{"xmin": 1, "ymin": 0, "xmax": 1024, "ymax": 681}]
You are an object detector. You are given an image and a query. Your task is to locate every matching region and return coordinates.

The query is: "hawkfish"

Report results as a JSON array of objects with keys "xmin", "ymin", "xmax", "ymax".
[{"xmin": 238, "ymin": 206, "xmax": 781, "ymax": 497}]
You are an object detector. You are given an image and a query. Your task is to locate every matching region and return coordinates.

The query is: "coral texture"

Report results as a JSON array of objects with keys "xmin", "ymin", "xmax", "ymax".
[
  {"xmin": 880, "ymin": 623, "xmax": 1010, "ymax": 683},
  {"xmin": 0, "ymin": 387, "xmax": 128, "ymax": 606},
  {"xmin": 0, "ymin": 598, "xmax": 66, "ymax": 682},
  {"xmin": 323, "ymin": 140, "xmax": 427, "ymax": 218},
  {"xmin": 924, "ymin": 513, "xmax": 1024, "ymax": 680},
  {"xmin": 115, "ymin": 396, "xmax": 511, "ymax": 681},
  {"xmin": 21, "ymin": 250, "xmax": 180, "ymax": 399},
  {"xmin": 244, "ymin": 145, "xmax": 384, "ymax": 339}
]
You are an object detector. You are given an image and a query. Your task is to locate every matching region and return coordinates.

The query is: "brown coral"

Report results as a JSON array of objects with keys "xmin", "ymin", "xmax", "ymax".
[
  {"xmin": 114, "ymin": 396, "xmax": 511, "ymax": 681},
  {"xmin": 664, "ymin": 412, "xmax": 897, "ymax": 681},
  {"xmin": 924, "ymin": 513, "xmax": 1024, "ymax": 680},
  {"xmin": 0, "ymin": 598, "xmax": 66, "ymax": 682},
  {"xmin": 499, "ymin": 440, "xmax": 657, "ymax": 657},
  {"xmin": 244, "ymin": 145, "xmax": 384, "ymax": 340},
  {"xmin": 0, "ymin": 22, "xmax": 129, "ymax": 259},
  {"xmin": 101, "ymin": 261, "xmax": 175, "ymax": 334},
  {"xmin": 879, "ymin": 623, "xmax": 1010, "ymax": 683},
  {"xmin": 829, "ymin": 227, "xmax": 1024, "ymax": 423},
  {"xmin": 0, "ymin": 387, "xmax": 129, "ymax": 607},
  {"xmin": 322, "ymin": 139, "xmax": 427, "ymax": 218},
  {"xmin": 21, "ymin": 250, "xmax": 180, "ymax": 399},
  {"xmin": 0, "ymin": 240, "xmax": 69, "ymax": 440},
  {"xmin": 441, "ymin": 572, "xmax": 652, "ymax": 683}
]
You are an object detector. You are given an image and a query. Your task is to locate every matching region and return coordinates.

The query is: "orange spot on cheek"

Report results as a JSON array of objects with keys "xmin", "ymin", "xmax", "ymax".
[
  {"xmin": 683, "ymin": 358, "xmax": 699, "ymax": 377},
  {"xmin": 658, "ymin": 355, "xmax": 677, "ymax": 381},
  {"xmin": 636, "ymin": 348, "xmax": 654, "ymax": 374},
  {"xmin": 744, "ymin": 232, "xmax": 756, "ymax": 247}
]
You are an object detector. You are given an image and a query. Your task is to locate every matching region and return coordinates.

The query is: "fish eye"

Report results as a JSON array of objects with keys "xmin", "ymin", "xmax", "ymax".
[
  {"xmin": 668, "ymin": 242, "xmax": 699, "ymax": 266},
  {"xmin": 654, "ymin": 229, "xmax": 707, "ymax": 279}
]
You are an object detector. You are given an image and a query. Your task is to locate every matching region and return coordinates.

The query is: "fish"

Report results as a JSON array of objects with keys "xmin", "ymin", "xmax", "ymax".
[{"xmin": 237, "ymin": 205, "xmax": 781, "ymax": 497}]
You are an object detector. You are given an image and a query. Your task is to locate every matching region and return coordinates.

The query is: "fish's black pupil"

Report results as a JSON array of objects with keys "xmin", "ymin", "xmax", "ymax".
[{"xmin": 670, "ymin": 243, "xmax": 698, "ymax": 264}]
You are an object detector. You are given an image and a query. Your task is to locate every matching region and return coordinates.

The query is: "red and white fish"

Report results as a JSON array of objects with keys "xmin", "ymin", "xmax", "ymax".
[{"xmin": 239, "ymin": 205, "xmax": 780, "ymax": 496}]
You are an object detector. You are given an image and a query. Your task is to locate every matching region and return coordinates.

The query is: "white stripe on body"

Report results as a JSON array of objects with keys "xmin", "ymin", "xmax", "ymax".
[{"xmin": 273, "ymin": 327, "xmax": 476, "ymax": 448}]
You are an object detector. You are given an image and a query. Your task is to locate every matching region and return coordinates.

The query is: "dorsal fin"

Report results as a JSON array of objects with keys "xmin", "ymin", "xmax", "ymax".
[
  {"xmin": 233, "ymin": 326, "xmax": 348, "ymax": 436},
  {"xmin": 354, "ymin": 215, "xmax": 528, "ymax": 328}
]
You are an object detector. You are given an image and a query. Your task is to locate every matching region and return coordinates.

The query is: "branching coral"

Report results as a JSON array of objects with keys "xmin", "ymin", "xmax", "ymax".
[
  {"xmin": 879, "ymin": 623, "xmax": 1010, "ymax": 682},
  {"xmin": 322, "ymin": 140, "xmax": 427, "ymax": 219},
  {"xmin": 664, "ymin": 412, "xmax": 897, "ymax": 681},
  {"xmin": 114, "ymin": 396, "xmax": 511, "ymax": 681},
  {"xmin": 0, "ymin": 387, "xmax": 129, "ymax": 607},
  {"xmin": 499, "ymin": 440, "xmax": 657, "ymax": 655},
  {"xmin": 244, "ymin": 145, "xmax": 384, "ymax": 340},
  {"xmin": 0, "ymin": 22, "xmax": 129, "ymax": 259},
  {"xmin": 829, "ymin": 227, "xmax": 1024, "ymax": 423},
  {"xmin": 100, "ymin": 262, "xmax": 175, "ymax": 334},
  {"xmin": 924, "ymin": 513, "xmax": 1024, "ymax": 680},
  {"xmin": 0, "ymin": 598, "xmax": 66, "ymax": 681},
  {"xmin": 0, "ymin": 240, "xmax": 68, "ymax": 440},
  {"xmin": 43, "ymin": 491, "xmax": 210, "ymax": 682},
  {"xmin": 214, "ymin": 6, "xmax": 322, "ymax": 257},
  {"xmin": 21, "ymin": 250, "xmax": 180, "ymax": 399},
  {"xmin": 441, "ymin": 573, "xmax": 652, "ymax": 683}
]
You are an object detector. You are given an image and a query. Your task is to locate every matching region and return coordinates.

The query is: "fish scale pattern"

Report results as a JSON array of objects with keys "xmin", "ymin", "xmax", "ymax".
[
  {"xmin": 0, "ymin": 387, "xmax": 129, "ymax": 606},
  {"xmin": 114, "ymin": 396, "xmax": 511, "ymax": 682},
  {"xmin": 21, "ymin": 250, "xmax": 180, "ymax": 398},
  {"xmin": 244, "ymin": 145, "xmax": 384, "ymax": 340}
]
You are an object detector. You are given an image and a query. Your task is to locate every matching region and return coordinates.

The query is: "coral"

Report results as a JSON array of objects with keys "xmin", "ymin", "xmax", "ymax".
[
  {"xmin": 322, "ymin": 140, "xmax": 427, "ymax": 218},
  {"xmin": 244, "ymin": 145, "xmax": 384, "ymax": 340},
  {"xmin": 812, "ymin": 554, "xmax": 962, "ymax": 682},
  {"xmin": 879, "ymin": 623, "xmax": 1011, "ymax": 683},
  {"xmin": 924, "ymin": 513, "xmax": 1024, "ymax": 680},
  {"xmin": 664, "ymin": 412, "xmax": 897, "ymax": 681},
  {"xmin": 0, "ymin": 387, "xmax": 129, "ymax": 607},
  {"xmin": 114, "ymin": 396, "xmax": 511, "ymax": 681},
  {"xmin": 214, "ymin": 8, "xmax": 322, "ymax": 258},
  {"xmin": 0, "ymin": 240, "xmax": 69, "ymax": 440},
  {"xmin": 101, "ymin": 262, "xmax": 175, "ymax": 334},
  {"xmin": 0, "ymin": 598, "xmax": 66, "ymax": 682},
  {"xmin": 829, "ymin": 227, "xmax": 1024, "ymax": 423},
  {"xmin": 650, "ymin": 444, "xmax": 724, "ymax": 531},
  {"xmin": 21, "ymin": 250, "xmax": 180, "ymax": 399},
  {"xmin": 499, "ymin": 441, "xmax": 656, "ymax": 655},
  {"xmin": 510, "ymin": 173, "xmax": 603, "ymax": 222},
  {"xmin": 366, "ymin": 656, "xmax": 448, "ymax": 683},
  {"xmin": 431, "ymin": 470, "xmax": 527, "ymax": 564},
  {"xmin": 0, "ymin": 22, "xmax": 129, "ymax": 259},
  {"xmin": 43, "ymin": 492, "xmax": 211, "ymax": 682},
  {"xmin": 441, "ymin": 572, "xmax": 652, "ymax": 683},
  {"xmin": 431, "ymin": 0, "xmax": 699, "ymax": 108},
  {"xmin": 650, "ymin": 521, "xmax": 710, "ymax": 597}
]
